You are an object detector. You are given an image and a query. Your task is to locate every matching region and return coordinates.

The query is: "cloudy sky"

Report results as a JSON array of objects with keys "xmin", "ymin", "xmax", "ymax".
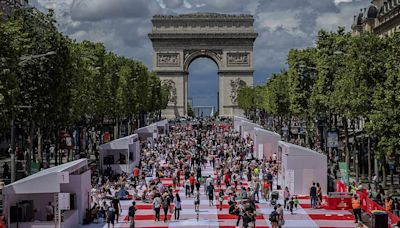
[{"xmin": 30, "ymin": 0, "xmax": 370, "ymax": 109}]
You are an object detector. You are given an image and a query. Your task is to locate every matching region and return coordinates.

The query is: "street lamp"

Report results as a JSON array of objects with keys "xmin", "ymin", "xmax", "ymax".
[{"xmin": 10, "ymin": 51, "xmax": 56, "ymax": 182}]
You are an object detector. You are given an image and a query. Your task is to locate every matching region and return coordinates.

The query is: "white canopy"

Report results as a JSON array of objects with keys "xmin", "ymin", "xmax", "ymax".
[
  {"xmin": 99, "ymin": 134, "xmax": 140, "ymax": 172},
  {"xmin": 134, "ymin": 124, "xmax": 158, "ymax": 141},
  {"xmin": 240, "ymin": 120, "xmax": 263, "ymax": 140},
  {"xmin": 152, "ymin": 119, "xmax": 170, "ymax": 135},
  {"xmin": 233, "ymin": 116, "xmax": 248, "ymax": 132},
  {"xmin": 3, "ymin": 159, "xmax": 88, "ymax": 195},
  {"xmin": 254, "ymin": 127, "xmax": 281, "ymax": 159},
  {"xmin": 278, "ymin": 141, "xmax": 327, "ymax": 195}
]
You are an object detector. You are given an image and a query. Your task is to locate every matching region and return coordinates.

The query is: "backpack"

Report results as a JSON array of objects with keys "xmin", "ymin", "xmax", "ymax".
[
  {"xmin": 128, "ymin": 206, "xmax": 136, "ymax": 217},
  {"xmin": 229, "ymin": 205, "xmax": 239, "ymax": 215},
  {"xmin": 269, "ymin": 211, "xmax": 278, "ymax": 222},
  {"xmin": 161, "ymin": 198, "xmax": 169, "ymax": 208},
  {"xmin": 107, "ymin": 208, "xmax": 115, "ymax": 218}
]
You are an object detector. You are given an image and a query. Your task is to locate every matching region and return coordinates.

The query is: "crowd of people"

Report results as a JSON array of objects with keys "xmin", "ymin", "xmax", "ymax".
[{"xmin": 84, "ymin": 118, "xmax": 297, "ymax": 228}]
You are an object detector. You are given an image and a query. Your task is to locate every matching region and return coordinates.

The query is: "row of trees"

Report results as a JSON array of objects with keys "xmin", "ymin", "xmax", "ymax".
[
  {"xmin": 238, "ymin": 28, "xmax": 400, "ymax": 186},
  {"xmin": 0, "ymin": 9, "xmax": 169, "ymax": 165}
]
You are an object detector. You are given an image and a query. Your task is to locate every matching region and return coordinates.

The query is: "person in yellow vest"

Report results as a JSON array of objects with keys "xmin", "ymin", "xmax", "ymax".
[
  {"xmin": 352, "ymin": 195, "xmax": 362, "ymax": 224},
  {"xmin": 385, "ymin": 197, "xmax": 393, "ymax": 212}
]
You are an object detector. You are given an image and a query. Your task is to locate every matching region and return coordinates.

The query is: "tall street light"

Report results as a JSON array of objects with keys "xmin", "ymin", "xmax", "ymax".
[{"xmin": 10, "ymin": 51, "xmax": 56, "ymax": 182}]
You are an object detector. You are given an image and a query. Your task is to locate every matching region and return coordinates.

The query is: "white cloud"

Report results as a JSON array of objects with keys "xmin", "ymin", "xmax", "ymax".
[{"xmin": 30, "ymin": 0, "xmax": 371, "ymax": 106}]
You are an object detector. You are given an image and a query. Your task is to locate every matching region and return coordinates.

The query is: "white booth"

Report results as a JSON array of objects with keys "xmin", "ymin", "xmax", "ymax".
[
  {"xmin": 253, "ymin": 127, "xmax": 281, "ymax": 160},
  {"xmin": 240, "ymin": 120, "xmax": 263, "ymax": 140},
  {"xmin": 3, "ymin": 159, "xmax": 91, "ymax": 228},
  {"xmin": 153, "ymin": 119, "xmax": 169, "ymax": 135},
  {"xmin": 278, "ymin": 141, "xmax": 327, "ymax": 195},
  {"xmin": 233, "ymin": 116, "xmax": 248, "ymax": 132},
  {"xmin": 99, "ymin": 134, "xmax": 140, "ymax": 174},
  {"xmin": 134, "ymin": 124, "xmax": 158, "ymax": 147}
]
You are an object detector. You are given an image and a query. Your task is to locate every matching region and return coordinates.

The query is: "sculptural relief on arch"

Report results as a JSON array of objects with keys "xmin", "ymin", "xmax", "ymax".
[{"xmin": 148, "ymin": 13, "xmax": 258, "ymax": 118}]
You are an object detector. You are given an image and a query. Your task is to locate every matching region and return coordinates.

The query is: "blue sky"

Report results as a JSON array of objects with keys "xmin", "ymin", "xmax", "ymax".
[{"xmin": 31, "ymin": 0, "xmax": 370, "ymax": 108}]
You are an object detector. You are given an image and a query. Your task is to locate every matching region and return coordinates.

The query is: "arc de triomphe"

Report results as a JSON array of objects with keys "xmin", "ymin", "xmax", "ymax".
[{"xmin": 149, "ymin": 13, "xmax": 257, "ymax": 118}]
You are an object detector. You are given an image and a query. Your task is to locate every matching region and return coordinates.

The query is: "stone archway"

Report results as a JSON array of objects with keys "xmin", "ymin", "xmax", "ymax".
[{"xmin": 149, "ymin": 13, "xmax": 258, "ymax": 118}]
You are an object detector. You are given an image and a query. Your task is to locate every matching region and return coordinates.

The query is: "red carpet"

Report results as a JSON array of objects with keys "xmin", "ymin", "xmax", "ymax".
[
  {"xmin": 217, "ymin": 214, "xmax": 264, "ymax": 220},
  {"xmin": 308, "ymin": 214, "xmax": 354, "ymax": 220},
  {"xmin": 216, "ymin": 204, "xmax": 260, "ymax": 209},
  {"xmin": 219, "ymin": 226, "xmax": 268, "ymax": 228},
  {"xmin": 130, "ymin": 214, "xmax": 173, "ymax": 220}
]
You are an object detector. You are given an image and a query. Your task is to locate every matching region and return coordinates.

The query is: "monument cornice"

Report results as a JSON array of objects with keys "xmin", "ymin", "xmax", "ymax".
[
  {"xmin": 149, "ymin": 33, "xmax": 258, "ymax": 40},
  {"xmin": 153, "ymin": 13, "xmax": 254, "ymax": 20}
]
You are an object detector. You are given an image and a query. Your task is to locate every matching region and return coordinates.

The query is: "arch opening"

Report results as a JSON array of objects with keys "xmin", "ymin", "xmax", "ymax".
[{"xmin": 187, "ymin": 57, "xmax": 219, "ymax": 117}]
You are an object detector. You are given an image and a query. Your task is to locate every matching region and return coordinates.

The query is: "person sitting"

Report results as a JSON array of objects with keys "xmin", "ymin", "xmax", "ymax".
[{"xmin": 115, "ymin": 186, "xmax": 129, "ymax": 200}]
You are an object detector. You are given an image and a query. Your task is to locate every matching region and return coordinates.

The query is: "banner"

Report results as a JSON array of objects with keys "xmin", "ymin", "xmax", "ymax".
[
  {"xmin": 339, "ymin": 162, "xmax": 349, "ymax": 185},
  {"xmin": 358, "ymin": 191, "xmax": 400, "ymax": 226},
  {"xmin": 327, "ymin": 131, "xmax": 338, "ymax": 148}
]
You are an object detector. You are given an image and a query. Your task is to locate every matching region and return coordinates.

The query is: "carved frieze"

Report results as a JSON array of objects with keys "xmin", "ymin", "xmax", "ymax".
[
  {"xmin": 230, "ymin": 78, "xmax": 247, "ymax": 104},
  {"xmin": 227, "ymin": 52, "xmax": 250, "ymax": 66},
  {"xmin": 162, "ymin": 79, "xmax": 177, "ymax": 104},
  {"xmin": 184, "ymin": 49, "xmax": 223, "ymax": 62},
  {"xmin": 157, "ymin": 53, "xmax": 180, "ymax": 67}
]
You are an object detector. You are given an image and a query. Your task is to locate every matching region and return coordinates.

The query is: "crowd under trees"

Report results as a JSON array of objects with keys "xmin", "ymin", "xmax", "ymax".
[{"xmin": 238, "ymin": 27, "xmax": 400, "ymax": 187}]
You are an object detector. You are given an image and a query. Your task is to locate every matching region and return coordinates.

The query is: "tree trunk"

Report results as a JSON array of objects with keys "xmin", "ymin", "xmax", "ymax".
[
  {"xmin": 287, "ymin": 116, "xmax": 291, "ymax": 142},
  {"xmin": 343, "ymin": 117, "xmax": 350, "ymax": 170},
  {"xmin": 382, "ymin": 159, "xmax": 386, "ymax": 188},
  {"xmin": 54, "ymin": 128, "xmax": 58, "ymax": 166},
  {"xmin": 37, "ymin": 127, "xmax": 42, "ymax": 163},
  {"xmin": 353, "ymin": 120, "xmax": 359, "ymax": 183},
  {"xmin": 367, "ymin": 136, "xmax": 372, "ymax": 182}
]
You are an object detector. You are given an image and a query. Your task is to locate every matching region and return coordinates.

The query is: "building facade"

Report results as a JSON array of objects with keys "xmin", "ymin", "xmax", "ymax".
[
  {"xmin": 148, "ymin": 13, "xmax": 257, "ymax": 118},
  {"xmin": 352, "ymin": 0, "xmax": 400, "ymax": 36}
]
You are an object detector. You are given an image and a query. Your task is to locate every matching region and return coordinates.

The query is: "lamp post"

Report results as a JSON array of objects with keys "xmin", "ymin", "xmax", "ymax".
[{"xmin": 10, "ymin": 51, "xmax": 56, "ymax": 182}]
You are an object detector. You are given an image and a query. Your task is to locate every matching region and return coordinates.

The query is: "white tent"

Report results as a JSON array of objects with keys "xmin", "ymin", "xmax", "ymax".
[
  {"xmin": 153, "ymin": 119, "xmax": 169, "ymax": 135},
  {"xmin": 3, "ymin": 159, "xmax": 91, "ymax": 228},
  {"xmin": 99, "ymin": 134, "xmax": 140, "ymax": 174},
  {"xmin": 253, "ymin": 127, "xmax": 281, "ymax": 160},
  {"xmin": 134, "ymin": 124, "xmax": 158, "ymax": 147},
  {"xmin": 278, "ymin": 141, "xmax": 327, "ymax": 195},
  {"xmin": 233, "ymin": 116, "xmax": 248, "ymax": 132},
  {"xmin": 240, "ymin": 120, "xmax": 263, "ymax": 140}
]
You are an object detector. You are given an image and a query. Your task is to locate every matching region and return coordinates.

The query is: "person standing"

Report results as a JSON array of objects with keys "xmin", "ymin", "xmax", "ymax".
[
  {"xmin": 45, "ymin": 202, "xmax": 54, "ymax": 221},
  {"xmin": 185, "ymin": 178, "xmax": 190, "ymax": 197},
  {"xmin": 207, "ymin": 183, "xmax": 215, "ymax": 206},
  {"xmin": 218, "ymin": 190, "xmax": 225, "ymax": 211},
  {"xmin": 106, "ymin": 205, "xmax": 115, "ymax": 228},
  {"xmin": 153, "ymin": 193, "xmax": 162, "ymax": 221},
  {"xmin": 316, "ymin": 182, "xmax": 323, "ymax": 208},
  {"xmin": 276, "ymin": 204, "xmax": 284, "ymax": 227},
  {"xmin": 162, "ymin": 194, "xmax": 171, "ymax": 222},
  {"xmin": 310, "ymin": 183, "xmax": 317, "ymax": 209},
  {"xmin": 263, "ymin": 180, "xmax": 270, "ymax": 201},
  {"xmin": 128, "ymin": 201, "xmax": 136, "ymax": 228},
  {"xmin": 269, "ymin": 206, "xmax": 279, "ymax": 228},
  {"xmin": 189, "ymin": 174, "xmax": 196, "ymax": 196},
  {"xmin": 173, "ymin": 193, "xmax": 182, "ymax": 220},
  {"xmin": 288, "ymin": 197, "xmax": 294, "ymax": 215},
  {"xmin": 194, "ymin": 190, "xmax": 200, "ymax": 212},
  {"xmin": 133, "ymin": 166, "xmax": 140, "ymax": 183},
  {"xmin": 352, "ymin": 195, "xmax": 362, "ymax": 224},
  {"xmin": 284, "ymin": 187, "xmax": 290, "ymax": 210},
  {"xmin": 112, "ymin": 196, "xmax": 121, "ymax": 223},
  {"xmin": 3, "ymin": 163, "xmax": 9, "ymax": 179},
  {"xmin": 236, "ymin": 201, "xmax": 245, "ymax": 227}
]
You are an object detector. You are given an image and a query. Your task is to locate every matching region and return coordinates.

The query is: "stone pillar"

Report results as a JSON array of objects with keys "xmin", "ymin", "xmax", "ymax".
[
  {"xmin": 157, "ymin": 71, "xmax": 187, "ymax": 118},
  {"xmin": 218, "ymin": 70, "xmax": 253, "ymax": 117}
]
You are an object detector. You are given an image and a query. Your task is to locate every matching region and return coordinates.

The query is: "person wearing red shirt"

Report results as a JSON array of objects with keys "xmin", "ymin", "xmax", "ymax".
[
  {"xmin": 263, "ymin": 181, "xmax": 270, "ymax": 201},
  {"xmin": 189, "ymin": 175, "xmax": 196, "ymax": 195},
  {"xmin": 133, "ymin": 166, "xmax": 140, "ymax": 182}
]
